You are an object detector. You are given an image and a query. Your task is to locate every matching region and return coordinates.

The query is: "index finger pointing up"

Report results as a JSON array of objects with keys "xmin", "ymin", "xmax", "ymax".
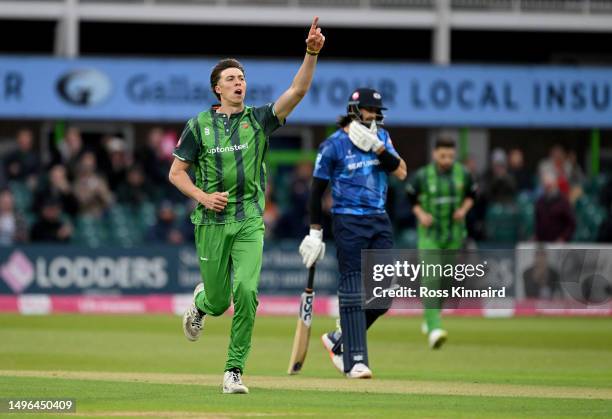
[{"xmin": 311, "ymin": 16, "xmax": 319, "ymax": 30}]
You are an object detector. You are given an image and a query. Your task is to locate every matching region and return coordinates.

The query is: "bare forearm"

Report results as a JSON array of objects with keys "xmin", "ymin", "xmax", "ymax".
[
  {"xmin": 169, "ymin": 169, "xmax": 205, "ymax": 203},
  {"xmin": 460, "ymin": 197, "xmax": 474, "ymax": 213},
  {"xmin": 292, "ymin": 53, "xmax": 318, "ymax": 96},
  {"xmin": 413, "ymin": 204, "xmax": 426, "ymax": 218},
  {"xmin": 392, "ymin": 158, "xmax": 407, "ymax": 180},
  {"xmin": 398, "ymin": 160, "xmax": 407, "ymax": 178},
  {"xmin": 274, "ymin": 54, "xmax": 317, "ymax": 120}
]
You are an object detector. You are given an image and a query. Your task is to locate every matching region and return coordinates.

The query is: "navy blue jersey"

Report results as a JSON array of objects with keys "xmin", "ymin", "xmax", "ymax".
[{"xmin": 313, "ymin": 127, "xmax": 398, "ymax": 216}]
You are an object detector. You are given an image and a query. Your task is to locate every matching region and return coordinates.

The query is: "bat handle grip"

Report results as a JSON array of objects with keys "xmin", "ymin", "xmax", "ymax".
[{"xmin": 306, "ymin": 265, "xmax": 315, "ymax": 290}]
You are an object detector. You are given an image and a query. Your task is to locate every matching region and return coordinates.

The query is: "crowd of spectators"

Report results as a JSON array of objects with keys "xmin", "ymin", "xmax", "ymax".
[
  {"xmin": 0, "ymin": 126, "xmax": 609, "ymax": 246},
  {"xmin": 465, "ymin": 144, "xmax": 610, "ymax": 244},
  {"xmin": 0, "ymin": 126, "xmax": 184, "ymax": 246}
]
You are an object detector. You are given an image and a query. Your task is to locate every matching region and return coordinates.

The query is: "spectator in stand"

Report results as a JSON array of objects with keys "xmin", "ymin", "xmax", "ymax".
[
  {"xmin": 523, "ymin": 247, "xmax": 560, "ymax": 299},
  {"xmin": 146, "ymin": 201, "xmax": 184, "ymax": 245},
  {"xmin": 508, "ymin": 148, "xmax": 533, "ymax": 192},
  {"xmin": 33, "ymin": 164, "xmax": 79, "ymax": 218},
  {"xmin": 538, "ymin": 145, "xmax": 570, "ymax": 197},
  {"xmin": 263, "ymin": 180, "xmax": 279, "ymax": 239},
  {"xmin": 73, "ymin": 152, "xmax": 113, "ymax": 218},
  {"xmin": 116, "ymin": 165, "xmax": 154, "ymax": 207},
  {"xmin": 535, "ymin": 171, "xmax": 576, "ymax": 242},
  {"xmin": 159, "ymin": 129, "xmax": 179, "ymax": 161},
  {"xmin": 276, "ymin": 161, "xmax": 312, "ymax": 238},
  {"xmin": 486, "ymin": 148, "xmax": 517, "ymax": 204},
  {"xmin": 0, "ymin": 189, "xmax": 28, "ymax": 245},
  {"xmin": 55, "ymin": 126, "xmax": 85, "ymax": 179},
  {"xmin": 463, "ymin": 155, "xmax": 480, "ymax": 184},
  {"xmin": 139, "ymin": 127, "xmax": 169, "ymax": 184},
  {"xmin": 138, "ymin": 127, "xmax": 180, "ymax": 201},
  {"xmin": 463, "ymin": 154, "xmax": 485, "ymax": 241},
  {"xmin": 600, "ymin": 176, "xmax": 612, "ymax": 213},
  {"xmin": 3, "ymin": 128, "xmax": 40, "ymax": 188},
  {"xmin": 104, "ymin": 137, "xmax": 130, "ymax": 191},
  {"xmin": 566, "ymin": 150, "xmax": 585, "ymax": 188},
  {"xmin": 95, "ymin": 134, "xmax": 113, "ymax": 176},
  {"xmin": 30, "ymin": 197, "xmax": 72, "ymax": 243},
  {"xmin": 566, "ymin": 150, "xmax": 586, "ymax": 203}
]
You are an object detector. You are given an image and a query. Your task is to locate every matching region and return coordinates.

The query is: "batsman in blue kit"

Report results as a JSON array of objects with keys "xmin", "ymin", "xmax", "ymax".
[{"xmin": 299, "ymin": 88, "xmax": 407, "ymax": 378}]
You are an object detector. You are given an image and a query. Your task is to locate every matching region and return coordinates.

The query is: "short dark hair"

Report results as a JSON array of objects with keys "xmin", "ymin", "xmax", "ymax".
[
  {"xmin": 435, "ymin": 136, "xmax": 456, "ymax": 149},
  {"xmin": 210, "ymin": 58, "xmax": 245, "ymax": 101}
]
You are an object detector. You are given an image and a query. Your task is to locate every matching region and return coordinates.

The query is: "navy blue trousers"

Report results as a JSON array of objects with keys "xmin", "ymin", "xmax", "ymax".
[
  {"xmin": 332, "ymin": 213, "xmax": 393, "ymax": 371},
  {"xmin": 333, "ymin": 213, "xmax": 394, "ymax": 274}
]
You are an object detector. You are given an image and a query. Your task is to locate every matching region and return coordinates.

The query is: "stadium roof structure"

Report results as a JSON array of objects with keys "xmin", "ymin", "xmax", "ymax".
[
  {"xmin": 2, "ymin": 0, "xmax": 612, "ymax": 60},
  {"xmin": 2, "ymin": 0, "xmax": 612, "ymax": 28}
]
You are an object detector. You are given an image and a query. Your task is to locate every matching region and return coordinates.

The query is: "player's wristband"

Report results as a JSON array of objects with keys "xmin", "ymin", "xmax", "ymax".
[
  {"xmin": 306, "ymin": 48, "xmax": 320, "ymax": 56},
  {"xmin": 378, "ymin": 149, "xmax": 401, "ymax": 173}
]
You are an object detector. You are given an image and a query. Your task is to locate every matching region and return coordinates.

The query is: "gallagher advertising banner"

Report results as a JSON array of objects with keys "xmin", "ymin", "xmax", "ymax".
[{"xmin": 0, "ymin": 56, "xmax": 611, "ymax": 127}]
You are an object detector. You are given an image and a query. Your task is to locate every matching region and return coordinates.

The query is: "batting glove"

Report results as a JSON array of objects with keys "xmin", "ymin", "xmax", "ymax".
[
  {"xmin": 299, "ymin": 229, "xmax": 326, "ymax": 268},
  {"xmin": 348, "ymin": 120, "xmax": 384, "ymax": 152}
]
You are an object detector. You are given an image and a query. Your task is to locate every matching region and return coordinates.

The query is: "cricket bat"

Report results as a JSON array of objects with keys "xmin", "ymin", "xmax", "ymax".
[{"xmin": 287, "ymin": 265, "xmax": 316, "ymax": 375}]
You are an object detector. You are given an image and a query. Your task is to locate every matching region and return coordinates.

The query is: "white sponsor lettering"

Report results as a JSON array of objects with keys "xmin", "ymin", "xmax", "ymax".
[
  {"xmin": 36, "ymin": 256, "xmax": 168, "ymax": 289},
  {"xmin": 347, "ymin": 159, "xmax": 380, "ymax": 171},
  {"xmin": 432, "ymin": 196, "xmax": 460, "ymax": 205},
  {"xmin": 207, "ymin": 143, "xmax": 249, "ymax": 154}
]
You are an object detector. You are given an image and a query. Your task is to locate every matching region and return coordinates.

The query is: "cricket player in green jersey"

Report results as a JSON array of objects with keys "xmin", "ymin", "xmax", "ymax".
[
  {"xmin": 168, "ymin": 17, "xmax": 325, "ymax": 394},
  {"xmin": 405, "ymin": 136, "xmax": 476, "ymax": 349}
]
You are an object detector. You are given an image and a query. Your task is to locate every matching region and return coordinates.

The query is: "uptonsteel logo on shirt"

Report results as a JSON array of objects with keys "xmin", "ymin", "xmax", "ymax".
[{"xmin": 207, "ymin": 143, "xmax": 249, "ymax": 154}]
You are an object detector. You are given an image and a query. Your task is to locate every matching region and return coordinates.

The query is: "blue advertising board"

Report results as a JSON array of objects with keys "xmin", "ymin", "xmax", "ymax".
[{"xmin": 0, "ymin": 56, "xmax": 611, "ymax": 127}]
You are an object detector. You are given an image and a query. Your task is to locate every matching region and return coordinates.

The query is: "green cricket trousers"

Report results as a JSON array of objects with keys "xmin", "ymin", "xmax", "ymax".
[
  {"xmin": 418, "ymin": 236, "xmax": 462, "ymax": 332},
  {"xmin": 193, "ymin": 216, "xmax": 264, "ymax": 373}
]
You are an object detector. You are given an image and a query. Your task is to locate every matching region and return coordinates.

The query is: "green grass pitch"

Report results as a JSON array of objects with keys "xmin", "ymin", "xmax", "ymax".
[{"xmin": 1, "ymin": 314, "xmax": 611, "ymax": 418}]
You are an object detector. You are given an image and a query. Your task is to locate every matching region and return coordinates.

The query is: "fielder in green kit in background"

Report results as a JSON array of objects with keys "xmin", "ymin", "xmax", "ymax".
[
  {"xmin": 168, "ymin": 17, "xmax": 325, "ymax": 394},
  {"xmin": 405, "ymin": 136, "xmax": 476, "ymax": 349}
]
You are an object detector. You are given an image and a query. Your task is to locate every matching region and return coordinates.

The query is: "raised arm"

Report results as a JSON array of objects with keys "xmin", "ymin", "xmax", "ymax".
[{"xmin": 274, "ymin": 16, "xmax": 325, "ymax": 122}]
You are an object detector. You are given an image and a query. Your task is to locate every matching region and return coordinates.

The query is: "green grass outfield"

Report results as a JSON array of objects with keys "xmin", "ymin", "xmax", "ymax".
[{"xmin": 1, "ymin": 314, "xmax": 611, "ymax": 418}]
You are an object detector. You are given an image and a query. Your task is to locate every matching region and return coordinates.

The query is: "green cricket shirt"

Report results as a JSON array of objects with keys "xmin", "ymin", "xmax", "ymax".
[
  {"xmin": 173, "ymin": 103, "xmax": 283, "ymax": 225},
  {"xmin": 406, "ymin": 162, "xmax": 475, "ymax": 247}
]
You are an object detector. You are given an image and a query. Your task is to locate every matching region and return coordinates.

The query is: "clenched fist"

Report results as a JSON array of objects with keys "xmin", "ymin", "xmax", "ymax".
[{"xmin": 200, "ymin": 191, "xmax": 229, "ymax": 213}]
